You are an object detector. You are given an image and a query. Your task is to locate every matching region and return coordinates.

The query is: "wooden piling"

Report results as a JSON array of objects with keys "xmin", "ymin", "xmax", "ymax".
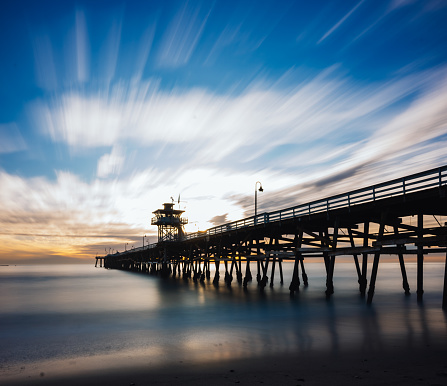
[
  {"xmin": 417, "ymin": 214, "xmax": 424, "ymax": 302},
  {"xmin": 443, "ymin": 251, "xmax": 447, "ymax": 310},
  {"xmin": 279, "ymin": 259, "xmax": 284, "ymax": 285},
  {"xmin": 367, "ymin": 213, "xmax": 386, "ymax": 305},
  {"xmin": 270, "ymin": 258, "xmax": 276, "ymax": 288},
  {"xmin": 360, "ymin": 222, "xmax": 369, "ymax": 296},
  {"xmin": 300, "ymin": 258, "xmax": 308, "ymax": 286}
]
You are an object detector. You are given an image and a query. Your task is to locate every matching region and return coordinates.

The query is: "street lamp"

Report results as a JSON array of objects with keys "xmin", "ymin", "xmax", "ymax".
[
  {"xmin": 255, "ymin": 181, "xmax": 263, "ymax": 221},
  {"xmin": 143, "ymin": 234, "xmax": 146, "ymax": 249},
  {"xmin": 125, "ymin": 243, "xmax": 128, "ymax": 251}
]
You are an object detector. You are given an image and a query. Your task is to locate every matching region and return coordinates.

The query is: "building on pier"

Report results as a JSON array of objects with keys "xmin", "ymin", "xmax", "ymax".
[{"xmin": 151, "ymin": 202, "xmax": 188, "ymax": 242}]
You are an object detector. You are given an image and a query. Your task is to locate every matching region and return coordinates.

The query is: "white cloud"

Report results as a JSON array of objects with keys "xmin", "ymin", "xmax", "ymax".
[
  {"xmin": 23, "ymin": 65, "xmax": 447, "ymax": 241},
  {"xmin": 31, "ymin": 66, "xmax": 439, "ymax": 166},
  {"xmin": 97, "ymin": 146, "xmax": 125, "ymax": 178}
]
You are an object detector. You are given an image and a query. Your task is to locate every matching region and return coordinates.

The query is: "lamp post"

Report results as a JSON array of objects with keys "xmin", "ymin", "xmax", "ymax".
[
  {"xmin": 125, "ymin": 243, "xmax": 128, "ymax": 251},
  {"xmin": 143, "ymin": 234, "xmax": 146, "ymax": 249},
  {"xmin": 255, "ymin": 181, "xmax": 263, "ymax": 222}
]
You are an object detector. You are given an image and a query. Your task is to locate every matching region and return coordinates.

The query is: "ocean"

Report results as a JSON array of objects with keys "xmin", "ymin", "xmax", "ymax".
[{"xmin": 1, "ymin": 261, "xmax": 447, "ymax": 381}]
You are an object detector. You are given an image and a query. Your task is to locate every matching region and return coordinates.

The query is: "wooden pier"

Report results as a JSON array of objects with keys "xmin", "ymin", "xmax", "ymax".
[{"xmin": 100, "ymin": 166, "xmax": 447, "ymax": 308}]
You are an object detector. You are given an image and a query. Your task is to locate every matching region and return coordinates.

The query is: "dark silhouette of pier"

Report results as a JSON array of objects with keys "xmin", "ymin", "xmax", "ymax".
[{"xmin": 98, "ymin": 166, "xmax": 447, "ymax": 308}]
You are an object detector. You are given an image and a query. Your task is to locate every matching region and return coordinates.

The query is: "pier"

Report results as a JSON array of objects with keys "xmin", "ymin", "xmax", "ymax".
[{"xmin": 99, "ymin": 166, "xmax": 447, "ymax": 308}]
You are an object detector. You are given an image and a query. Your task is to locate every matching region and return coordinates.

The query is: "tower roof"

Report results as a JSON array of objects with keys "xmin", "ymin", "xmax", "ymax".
[{"xmin": 152, "ymin": 202, "xmax": 185, "ymax": 215}]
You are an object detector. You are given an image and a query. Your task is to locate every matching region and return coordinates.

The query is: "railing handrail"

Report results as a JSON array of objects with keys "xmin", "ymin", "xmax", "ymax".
[{"xmin": 181, "ymin": 165, "xmax": 446, "ymax": 241}]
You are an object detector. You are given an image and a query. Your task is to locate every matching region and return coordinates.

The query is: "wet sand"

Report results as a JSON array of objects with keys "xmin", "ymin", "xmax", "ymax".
[{"xmin": 5, "ymin": 345, "xmax": 447, "ymax": 386}]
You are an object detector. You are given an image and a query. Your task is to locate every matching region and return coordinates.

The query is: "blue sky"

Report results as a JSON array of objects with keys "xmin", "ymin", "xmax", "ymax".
[{"xmin": 1, "ymin": 0, "xmax": 447, "ymax": 262}]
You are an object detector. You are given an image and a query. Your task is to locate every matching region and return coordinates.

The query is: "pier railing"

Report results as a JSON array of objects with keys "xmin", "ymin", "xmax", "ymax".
[
  {"xmin": 108, "ymin": 165, "xmax": 447, "ymax": 256},
  {"xmin": 183, "ymin": 165, "xmax": 447, "ymax": 241},
  {"xmin": 110, "ymin": 242, "xmax": 157, "ymax": 256}
]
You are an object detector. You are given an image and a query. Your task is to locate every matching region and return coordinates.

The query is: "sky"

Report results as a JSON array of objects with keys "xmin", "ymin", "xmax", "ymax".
[{"xmin": 1, "ymin": 0, "xmax": 447, "ymax": 264}]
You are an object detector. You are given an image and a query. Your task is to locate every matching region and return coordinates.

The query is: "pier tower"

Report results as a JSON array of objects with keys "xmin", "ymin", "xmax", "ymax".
[{"xmin": 151, "ymin": 202, "xmax": 188, "ymax": 242}]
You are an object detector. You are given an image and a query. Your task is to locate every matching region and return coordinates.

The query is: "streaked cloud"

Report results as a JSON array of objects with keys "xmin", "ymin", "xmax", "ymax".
[
  {"xmin": 133, "ymin": 23, "xmax": 156, "ymax": 81},
  {"xmin": 157, "ymin": 2, "xmax": 212, "ymax": 67},
  {"xmin": 318, "ymin": 0, "xmax": 365, "ymax": 44},
  {"xmin": 101, "ymin": 18, "xmax": 122, "ymax": 84},
  {"xmin": 30, "ymin": 65, "xmax": 446, "ymax": 169},
  {"xmin": 0, "ymin": 123, "xmax": 27, "ymax": 154},
  {"xmin": 32, "ymin": 34, "xmax": 58, "ymax": 90},
  {"xmin": 75, "ymin": 9, "xmax": 89, "ymax": 82}
]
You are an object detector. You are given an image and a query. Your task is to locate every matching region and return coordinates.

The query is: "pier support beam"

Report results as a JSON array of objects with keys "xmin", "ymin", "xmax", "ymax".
[
  {"xmin": 229, "ymin": 258, "xmax": 236, "ymax": 285},
  {"xmin": 259, "ymin": 259, "xmax": 269, "ymax": 290},
  {"xmin": 443, "ymin": 251, "xmax": 447, "ymax": 310},
  {"xmin": 398, "ymin": 250, "xmax": 410, "ymax": 295},
  {"xmin": 360, "ymin": 222, "xmax": 369, "ymax": 296},
  {"xmin": 256, "ymin": 238, "xmax": 262, "ymax": 284},
  {"xmin": 348, "ymin": 228, "xmax": 362, "ymax": 290},
  {"xmin": 300, "ymin": 258, "xmax": 308, "ymax": 286},
  {"xmin": 237, "ymin": 257, "xmax": 243, "ymax": 284},
  {"xmin": 367, "ymin": 252, "xmax": 380, "ymax": 305},
  {"xmin": 192, "ymin": 260, "xmax": 199, "ymax": 281},
  {"xmin": 289, "ymin": 229, "xmax": 303, "ymax": 294},
  {"xmin": 235, "ymin": 259, "xmax": 242, "ymax": 284},
  {"xmin": 205, "ymin": 260, "xmax": 211, "ymax": 280},
  {"xmin": 270, "ymin": 258, "xmax": 276, "ymax": 288},
  {"xmin": 417, "ymin": 214, "xmax": 424, "ymax": 302},
  {"xmin": 367, "ymin": 213, "xmax": 386, "ymax": 305},
  {"xmin": 394, "ymin": 225, "xmax": 410, "ymax": 295},
  {"xmin": 243, "ymin": 260, "xmax": 252, "ymax": 287},
  {"xmin": 279, "ymin": 259, "xmax": 284, "ymax": 285},
  {"xmin": 213, "ymin": 260, "xmax": 220, "ymax": 286},
  {"xmin": 289, "ymin": 252, "xmax": 301, "ymax": 294},
  {"xmin": 325, "ymin": 256, "xmax": 335, "ymax": 296},
  {"xmin": 325, "ymin": 221, "xmax": 339, "ymax": 297}
]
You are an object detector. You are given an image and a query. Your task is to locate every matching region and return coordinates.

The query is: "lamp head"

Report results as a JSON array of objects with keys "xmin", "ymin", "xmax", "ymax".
[{"xmin": 258, "ymin": 185, "xmax": 263, "ymax": 192}]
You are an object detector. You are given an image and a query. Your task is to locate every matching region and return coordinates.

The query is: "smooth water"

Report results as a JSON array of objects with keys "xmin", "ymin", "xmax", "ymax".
[{"xmin": 1, "ymin": 262, "xmax": 447, "ymax": 378}]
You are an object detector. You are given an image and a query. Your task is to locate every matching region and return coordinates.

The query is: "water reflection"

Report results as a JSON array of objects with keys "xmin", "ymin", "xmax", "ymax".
[
  {"xmin": 1, "ymin": 263, "xmax": 446, "ymax": 373},
  {"xmin": 140, "ymin": 262, "xmax": 447, "ymax": 363}
]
